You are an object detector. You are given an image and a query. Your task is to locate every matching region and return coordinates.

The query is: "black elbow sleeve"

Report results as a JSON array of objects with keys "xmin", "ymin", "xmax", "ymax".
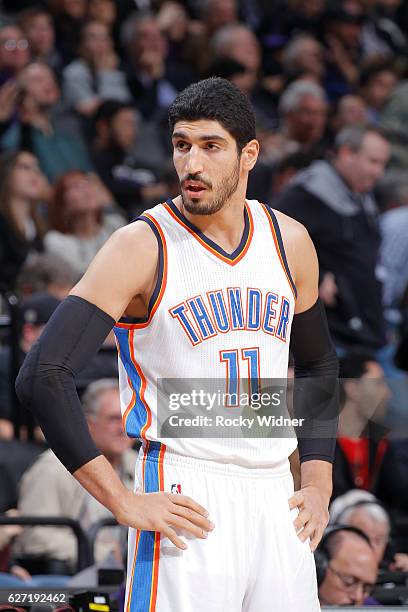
[
  {"xmin": 15, "ymin": 295, "xmax": 115, "ymax": 473},
  {"xmin": 290, "ymin": 299, "xmax": 339, "ymax": 464}
]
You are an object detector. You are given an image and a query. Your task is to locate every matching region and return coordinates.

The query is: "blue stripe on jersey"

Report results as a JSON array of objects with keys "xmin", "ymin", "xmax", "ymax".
[
  {"xmin": 208, "ymin": 291, "xmax": 230, "ymax": 332},
  {"xmin": 130, "ymin": 448, "xmax": 161, "ymax": 611},
  {"xmin": 247, "ymin": 289, "xmax": 261, "ymax": 329},
  {"xmin": 114, "ymin": 328, "xmax": 147, "ymax": 438}
]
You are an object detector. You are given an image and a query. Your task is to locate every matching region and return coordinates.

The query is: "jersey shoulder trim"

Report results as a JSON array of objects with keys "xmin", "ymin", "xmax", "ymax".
[
  {"xmin": 261, "ymin": 204, "xmax": 297, "ymax": 299},
  {"xmin": 115, "ymin": 213, "xmax": 168, "ymax": 329}
]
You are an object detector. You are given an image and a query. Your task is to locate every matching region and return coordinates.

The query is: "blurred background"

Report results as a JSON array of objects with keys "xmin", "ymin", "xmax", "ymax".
[{"xmin": 0, "ymin": 0, "xmax": 408, "ymax": 609}]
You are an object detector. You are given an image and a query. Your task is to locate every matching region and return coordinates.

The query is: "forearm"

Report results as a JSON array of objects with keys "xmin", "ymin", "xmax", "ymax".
[
  {"xmin": 73, "ymin": 455, "xmax": 132, "ymax": 521},
  {"xmin": 301, "ymin": 460, "xmax": 332, "ymax": 505}
]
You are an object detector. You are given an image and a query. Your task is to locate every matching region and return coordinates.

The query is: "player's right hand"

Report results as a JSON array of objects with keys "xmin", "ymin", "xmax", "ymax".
[{"xmin": 116, "ymin": 490, "xmax": 214, "ymax": 550}]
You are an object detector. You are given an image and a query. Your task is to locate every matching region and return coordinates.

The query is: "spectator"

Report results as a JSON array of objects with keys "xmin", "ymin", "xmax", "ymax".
[
  {"xmin": 361, "ymin": 1, "xmax": 407, "ymax": 60},
  {"xmin": 359, "ymin": 61, "xmax": 398, "ymax": 124},
  {"xmin": 282, "ymin": 34, "xmax": 325, "ymax": 82},
  {"xmin": 202, "ymin": 0, "xmax": 238, "ymax": 38},
  {"xmin": 0, "ymin": 151, "xmax": 48, "ymax": 292},
  {"xmin": 330, "ymin": 490, "xmax": 408, "ymax": 571},
  {"xmin": 63, "ymin": 20, "xmax": 131, "ymax": 118},
  {"xmin": 322, "ymin": 7, "xmax": 364, "ymax": 100},
  {"xmin": 316, "ymin": 527, "xmax": 378, "ymax": 606},
  {"xmin": 121, "ymin": 12, "xmax": 195, "ymax": 120},
  {"xmin": 49, "ymin": 0, "xmax": 88, "ymax": 66},
  {"xmin": 380, "ymin": 177, "xmax": 408, "ymax": 314},
  {"xmin": 276, "ymin": 80, "xmax": 328, "ymax": 157},
  {"xmin": 87, "ymin": 0, "xmax": 117, "ymax": 31},
  {"xmin": 44, "ymin": 170, "xmax": 125, "ymax": 275},
  {"xmin": 333, "ymin": 352, "xmax": 391, "ymax": 500},
  {"xmin": 18, "ymin": 8, "xmax": 62, "ymax": 73},
  {"xmin": 13, "ymin": 379, "xmax": 137, "ymax": 574},
  {"xmin": 331, "ymin": 95, "xmax": 369, "ymax": 134},
  {"xmin": 92, "ymin": 100, "xmax": 164, "ymax": 217},
  {"xmin": 211, "ymin": 24, "xmax": 279, "ymax": 128},
  {"xmin": 0, "ymin": 292, "xmax": 60, "ymax": 439},
  {"xmin": 0, "ymin": 23, "xmax": 30, "ymax": 85},
  {"xmin": 211, "ymin": 24, "xmax": 261, "ymax": 97},
  {"xmin": 0, "ymin": 62, "xmax": 94, "ymax": 181},
  {"xmin": 17, "ymin": 253, "xmax": 77, "ymax": 301},
  {"xmin": 274, "ymin": 125, "xmax": 390, "ymax": 352}
]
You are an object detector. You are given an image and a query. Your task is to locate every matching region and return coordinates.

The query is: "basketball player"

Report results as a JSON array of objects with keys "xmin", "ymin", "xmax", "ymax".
[{"xmin": 16, "ymin": 78, "xmax": 338, "ymax": 611}]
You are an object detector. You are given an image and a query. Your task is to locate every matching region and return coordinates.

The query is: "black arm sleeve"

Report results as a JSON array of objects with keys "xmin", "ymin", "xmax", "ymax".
[
  {"xmin": 290, "ymin": 298, "xmax": 339, "ymax": 464},
  {"xmin": 15, "ymin": 295, "xmax": 115, "ymax": 473}
]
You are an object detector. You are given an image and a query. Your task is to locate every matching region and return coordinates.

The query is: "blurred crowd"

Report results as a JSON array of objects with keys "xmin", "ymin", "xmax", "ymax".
[{"xmin": 0, "ymin": 0, "xmax": 408, "ymax": 606}]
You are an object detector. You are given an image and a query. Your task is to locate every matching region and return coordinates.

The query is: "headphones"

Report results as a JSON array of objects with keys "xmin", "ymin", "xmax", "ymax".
[{"xmin": 314, "ymin": 524, "xmax": 372, "ymax": 586}]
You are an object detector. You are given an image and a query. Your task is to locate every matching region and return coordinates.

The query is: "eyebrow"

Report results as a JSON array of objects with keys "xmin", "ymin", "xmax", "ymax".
[{"xmin": 172, "ymin": 131, "xmax": 228, "ymax": 145}]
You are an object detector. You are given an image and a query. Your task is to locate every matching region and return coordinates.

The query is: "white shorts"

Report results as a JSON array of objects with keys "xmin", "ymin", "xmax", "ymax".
[{"xmin": 125, "ymin": 442, "xmax": 320, "ymax": 612}]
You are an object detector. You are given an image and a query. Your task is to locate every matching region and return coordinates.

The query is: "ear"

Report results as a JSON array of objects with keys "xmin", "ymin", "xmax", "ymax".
[{"xmin": 241, "ymin": 139, "xmax": 260, "ymax": 172}]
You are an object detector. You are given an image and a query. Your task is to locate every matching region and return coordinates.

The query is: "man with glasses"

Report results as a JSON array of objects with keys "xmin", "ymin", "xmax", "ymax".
[
  {"xmin": 0, "ymin": 23, "xmax": 30, "ymax": 84},
  {"xmin": 317, "ymin": 527, "xmax": 378, "ymax": 606}
]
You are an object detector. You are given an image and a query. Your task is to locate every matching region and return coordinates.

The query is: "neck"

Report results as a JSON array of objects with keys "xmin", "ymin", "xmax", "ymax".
[
  {"xmin": 338, "ymin": 401, "xmax": 366, "ymax": 438},
  {"xmin": 70, "ymin": 212, "xmax": 100, "ymax": 237},
  {"xmin": 174, "ymin": 184, "xmax": 248, "ymax": 252}
]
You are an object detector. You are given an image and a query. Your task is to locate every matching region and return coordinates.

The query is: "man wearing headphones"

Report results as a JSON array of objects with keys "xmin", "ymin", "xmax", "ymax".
[{"xmin": 315, "ymin": 525, "xmax": 378, "ymax": 606}]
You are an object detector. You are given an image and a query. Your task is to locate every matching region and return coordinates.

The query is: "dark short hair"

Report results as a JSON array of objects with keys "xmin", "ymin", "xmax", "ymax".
[
  {"xmin": 94, "ymin": 99, "xmax": 133, "ymax": 124},
  {"xmin": 168, "ymin": 77, "xmax": 256, "ymax": 151}
]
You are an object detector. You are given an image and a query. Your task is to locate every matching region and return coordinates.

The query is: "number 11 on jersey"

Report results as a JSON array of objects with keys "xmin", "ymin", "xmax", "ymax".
[{"xmin": 220, "ymin": 347, "xmax": 261, "ymax": 407}]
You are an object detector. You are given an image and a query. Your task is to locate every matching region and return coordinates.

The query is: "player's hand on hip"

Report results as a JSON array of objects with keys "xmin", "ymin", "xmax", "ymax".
[
  {"xmin": 288, "ymin": 486, "xmax": 329, "ymax": 552},
  {"xmin": 117, "ymin": 490, "xmax": 214, "ymax": 550}
]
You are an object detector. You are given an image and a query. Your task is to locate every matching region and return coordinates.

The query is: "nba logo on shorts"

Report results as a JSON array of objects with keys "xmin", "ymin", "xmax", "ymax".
[{"xmin": 171, "ymin": 483, "xmax": 182, "ymax": 494}]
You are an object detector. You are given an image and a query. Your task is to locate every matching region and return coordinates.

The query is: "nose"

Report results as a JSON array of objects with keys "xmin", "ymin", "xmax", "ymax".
[{"xmin": 184, "ymin": 145, "xmax": 204, "ymax": 176}]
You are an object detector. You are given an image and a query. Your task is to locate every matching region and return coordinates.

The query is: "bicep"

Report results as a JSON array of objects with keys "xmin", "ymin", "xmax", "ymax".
[{"xmin": 70, "ymin": 221, "xmax": 158, "ymax": 321}]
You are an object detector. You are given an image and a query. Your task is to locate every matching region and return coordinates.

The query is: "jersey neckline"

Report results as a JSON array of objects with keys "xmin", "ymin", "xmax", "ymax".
[{"xmin": 163, "ymin": 198, "xmax": 253, "ymax": 266}]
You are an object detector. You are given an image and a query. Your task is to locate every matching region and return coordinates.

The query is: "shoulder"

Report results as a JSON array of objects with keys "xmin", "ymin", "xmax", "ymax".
[
  {"xmin": 270, "ymin": 207, "xmax": 318, "ymax": 293},
  {"xmin": 63, "ymin": 60, "xmax": 88, "ymax": 78},
  {"xmin": 107, "ymin": 215, "xmax": 160, "ymax": 254},
  {"xmin": 272, "ymin": 208, "xmax": 310, "ymax": 242}
]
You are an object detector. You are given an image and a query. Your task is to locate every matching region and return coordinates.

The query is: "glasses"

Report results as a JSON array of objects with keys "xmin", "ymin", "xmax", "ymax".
[
  {"xmin": 328, "ymin": 564, "xmax": 376, "ymax": 597},
  {"xmin": 1, "ymin": 38, "xmax": 29, "ymax": 51}
]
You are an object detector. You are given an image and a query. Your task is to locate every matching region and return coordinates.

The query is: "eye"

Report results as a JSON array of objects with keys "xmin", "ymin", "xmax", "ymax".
[
  {"xmin": 206, "ymin": 143, "xmax": 218, "ymax": 150},
  {"xmin": 175, "ymin": 141, "xmax": 189, "ymax": 151}
]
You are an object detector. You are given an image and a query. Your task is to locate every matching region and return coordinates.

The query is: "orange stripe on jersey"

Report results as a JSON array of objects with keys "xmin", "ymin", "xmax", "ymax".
[
  {"xmin": 163, "ymin": 201, "xmax": 254, "ymax": 266},
  {"xmin": 122, "ymin": 374, "xmax": 136, "ymax": 432},
  {"xmin": 115, "ymin": 213, "xmax": 168, "ymax": 330},
  {"xmin": 261, "ymin": 204, "xmax": 297, "ymax": 300},
  {"xmin": 149, "ymin": 444, "xmax": 166, "ymax": 611}
]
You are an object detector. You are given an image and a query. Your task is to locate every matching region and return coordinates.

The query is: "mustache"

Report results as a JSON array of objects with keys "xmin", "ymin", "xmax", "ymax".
[{"xmin": 180, "ymin": 174, "xmax": 212, "ymax": 189}]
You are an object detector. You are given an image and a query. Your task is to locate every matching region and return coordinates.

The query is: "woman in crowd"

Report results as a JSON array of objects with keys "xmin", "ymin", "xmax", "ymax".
[
  {"xmin": 62, "ymin": 19, "xmax": 131, "ymax": 118},
  {"xmin": 44, "ymin": 170, "xmax": 125, "ymax": 275},
  {"xmin": 0, "ymin": 150, "xmax": 49, "ymax": 292}
]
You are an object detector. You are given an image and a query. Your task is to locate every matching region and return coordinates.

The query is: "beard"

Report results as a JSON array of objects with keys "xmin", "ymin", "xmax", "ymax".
[{"xmin": 180, "ymin": 160, "xmax": 240, "ymax": 216}]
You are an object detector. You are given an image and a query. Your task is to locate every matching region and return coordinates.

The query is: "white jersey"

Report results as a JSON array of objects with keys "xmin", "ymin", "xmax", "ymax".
[{"xmin": 114, "ymin": 198, "xmax": 297, "ymax": 468}]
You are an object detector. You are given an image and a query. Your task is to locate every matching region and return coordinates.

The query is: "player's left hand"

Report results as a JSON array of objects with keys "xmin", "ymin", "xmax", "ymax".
[{"xmin": 288, "ymin": 485, "xmax": 329, "ymax": 552}]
